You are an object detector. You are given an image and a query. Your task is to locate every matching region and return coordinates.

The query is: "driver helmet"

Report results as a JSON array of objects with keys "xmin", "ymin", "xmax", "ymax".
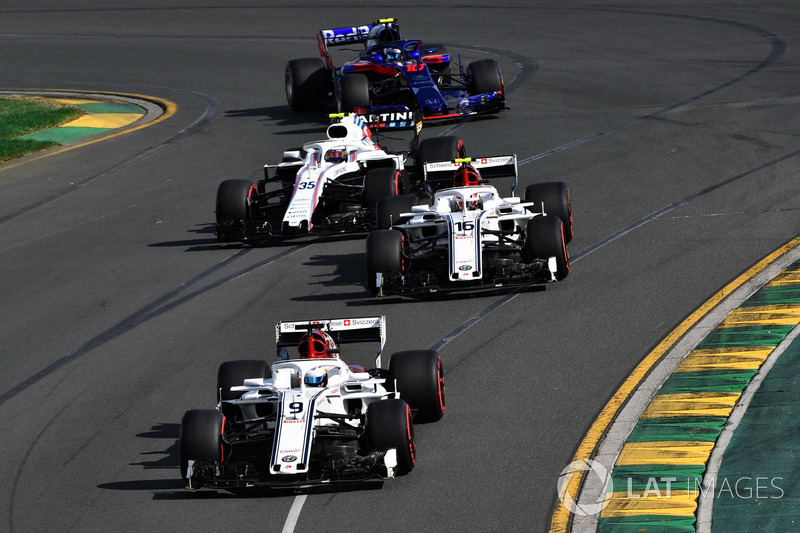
[
  {"xmin": 298, "ymin": 329, "xmax": 337, "ymax": 359},
  {"xmin": 304, "ymin": 366, "xmax": 328, "ymax": 388},
  {"xmin": 383, "ymin": 47, "xmax": 403, "ymax": 63},
  {"xmin": 453, "ymin": 163, "xmax": 481, "ymax": 187},
  {"xmin": 455, "ymin": 191, "xmax": 482, "ymax": 211},
  {"xmin": 324, "ymin": 148, "xmax": 347, "ymax": 163}
]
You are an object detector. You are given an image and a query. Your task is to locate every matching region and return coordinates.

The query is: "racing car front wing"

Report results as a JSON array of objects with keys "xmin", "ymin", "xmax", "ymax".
[
  {"xmin": 185, "ymin": 449, "xmax": 397, "ymax": 490},
  {"xmin": 374, "ymin": 256, "xmax": 559, "ymax": 297}
]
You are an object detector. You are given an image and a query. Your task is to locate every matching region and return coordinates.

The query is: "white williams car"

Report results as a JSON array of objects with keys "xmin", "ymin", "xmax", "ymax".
[
  {"xmin": 214, "ymin": 113, "xmax": 471, "ymax": 244},
  {"xmin": 215, "ymin": 113, "xmax": 416, "ymax": 243},
  {"xmin": 179, "ymin": 316, "xmax": 445, "ymax": 490},
  {"xmin": 365, "ymin": 156, "xmax": 573, "ymax": 296}
]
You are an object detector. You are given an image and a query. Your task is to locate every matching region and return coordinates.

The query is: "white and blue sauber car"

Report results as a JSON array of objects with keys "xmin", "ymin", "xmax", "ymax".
[
  {"xmin": 365, "ymin": 156, "xmax": 573, "ymax": 296},
  {"xmin": 179, "ymin": 316, "xmax": 445, "ymax": 490}
]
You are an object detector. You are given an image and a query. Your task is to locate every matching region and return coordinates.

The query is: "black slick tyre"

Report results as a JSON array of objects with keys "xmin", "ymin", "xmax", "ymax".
[
  {"xmin": 363, "ymin": 168, "xmax": 401, "ymax": 209},
  {"xmin": 365, "ymin": 229, "xmax": 403, "ymax": 295},
  {"xmin": 285, "ymin": 58, "xmax": 327, "ymax": 111},
  {"xmin": 366, "ymin": 399, "xmax": 416, "ymax": 475},
  {"xmin": 466, "ymin": 59, "xmax": 503, "ymax": 95},
  {"xmin": 415, "ymin": 136, "xmax": 465, "ymax": 174},
  {"xmin": 339, "ymin": 74, "xmax": 370, "ymax": 112},
  {"xmin": 525, "ymin": 215, "xmax": 569, "ymax": 281},
  {"xmin": 374, "ymin": 194, "xmax": 416, "ymax": 230},
  {"xmin": 216, "ymin": 179, "xmax": 254, "ymax": 223},
  {"xmin": 389, "ymin": 350, "xmax": 445, "ymax": 423},
  {"xmin": 524, "ymin": 182, "xmax": 573, "ymax": 244},
  {"xmin": 179, "ymin": 409, "xmax": 225, "ymax": 481}
]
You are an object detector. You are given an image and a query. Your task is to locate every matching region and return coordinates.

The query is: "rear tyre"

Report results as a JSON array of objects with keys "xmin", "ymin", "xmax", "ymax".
[
  {"xmin": 466, "ymin": 59, "xmax": 504, "ymax": 95},
  {"xmin": 366, "ymin": 229, "xmax": 403, "ymax": 295},
  {"xmin": 363, "ymin": 168, "xmax": 401, "ymax": 209},
  {"xmin": 389, "ymin": 350, "xmax": 445, "ymax": 423},
  {"xmin": 217, "ymin": 359, "xmax": 270, "ymax": 421},
  {"xmin": 216, "ymin": 179, "xmax": 254, "ymax": 223},
  {"xmin": 525, "ymin": 215, "xmax": 569, "ymax": 281},
  {"xmin": 339, "ymin": 74, "xmax": 370, "ymax": 112},
  {"xmin": 217, "ymin": 360, "xmax": 269, "ymax": 401},
  {"xmin": 415, "ymin": 136, "xmax": 465, "ymax": 175},
  {"xmin": 179, "ymin": 409, "xmax": 225, "ymax": 481},
  {"xmin": 285, "ymin": 58, "xmax": 328, "ymax": 112},
  {"xmin": 366, "ymin": 399, "xmax": 416, "ymax": 475},
  {"xmin": 524, "ymin": 182, "xmax": 573, "ymax": 244}
]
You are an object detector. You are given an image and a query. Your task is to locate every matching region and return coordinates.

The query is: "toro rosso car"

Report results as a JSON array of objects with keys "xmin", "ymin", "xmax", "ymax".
[
  {"xmin": 285, "ymin": 18, "xmax": 506, "ymax": 125},
  {"xmin": 215, "ymin": 114, "xmax": 471, "ymax": 243},
  {"xmin": 365, "ymin": 156, "xmax": 573, "ymax": 296},
  {"xmin": 179, "ymin": 316, "xmax": 445, "ymax": 490}
]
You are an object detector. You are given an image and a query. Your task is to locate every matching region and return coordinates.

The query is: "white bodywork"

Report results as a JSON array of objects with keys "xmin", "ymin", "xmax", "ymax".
[
  {"xmin": 401, "ymin": 183, "xmax": 541, "ymax": 282},
  {"xmin": 220, "ymin": 316, "xmax": 395, "ymax": 477},
  {"xmin": 265, "ymin": 114, "xmax": 404, "ymax": 231},
  {"xmin": 226, "ymin": 357, "xmax": 395, "ymax": 476}
]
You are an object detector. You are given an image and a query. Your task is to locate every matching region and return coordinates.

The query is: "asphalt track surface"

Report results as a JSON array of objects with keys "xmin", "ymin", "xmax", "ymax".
[{"xmin": 1, "ymin": 2, "xmax": 800, "ymax": 532}]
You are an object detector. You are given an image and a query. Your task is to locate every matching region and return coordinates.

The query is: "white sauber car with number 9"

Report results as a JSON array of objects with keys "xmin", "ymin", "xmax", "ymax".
[
  {"xmin": 179, "ymin": 316, "xmax": 445, "ymax": 491},
  {"xmin": 365, "ymin": 156, "xmax": 573, "ymax": 296}
]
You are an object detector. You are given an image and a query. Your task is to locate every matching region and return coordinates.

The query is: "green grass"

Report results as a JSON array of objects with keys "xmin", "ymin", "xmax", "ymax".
[{"xmin": 0, "ymin": 96, "xmax": 82, "ymax": 162}]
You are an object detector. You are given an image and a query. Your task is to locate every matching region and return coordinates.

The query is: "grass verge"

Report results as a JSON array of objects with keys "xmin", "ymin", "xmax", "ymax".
[{"xmin": 0, "ymin": 96, "xmax": 82, "ymax": 163}]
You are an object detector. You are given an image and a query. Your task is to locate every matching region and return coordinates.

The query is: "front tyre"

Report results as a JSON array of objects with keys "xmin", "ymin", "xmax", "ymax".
[
  {"xmin": 466, "ymin": 59, "xmax": 504, "ymax": 95},
  {"xmin": 366, "ymin": 229, "xmax": 403, "ymax": 295},
  {"xmin": 374, "ymin": 194, "xmax": 416, "ymax": 230},
  {"xmin": 389, "ymin": 350, "xmax": 445, "ymax": 423},
  {"xmin": 366, "ymin": 399, "xmax": 416, "ymax": 475},
  {"xmin": 179, "ymin": 409, "xmax": 225, "ymax": 481},
  {"xmin": 525, "ymin": 215, "xmax": 569, "ymax": 281}
]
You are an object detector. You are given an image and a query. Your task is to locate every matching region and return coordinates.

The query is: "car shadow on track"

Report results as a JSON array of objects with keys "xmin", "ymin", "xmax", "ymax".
[
  {"xmin": 293, "ymin": 251, "xmax": 548, "ymax": 305},
  {"xmin": 225, "ymin": 104, "xmax": 332, "ymax": 133},
  {"xmin": 96, "ymin": 422, "xmax": 384, "ymax": 499}
]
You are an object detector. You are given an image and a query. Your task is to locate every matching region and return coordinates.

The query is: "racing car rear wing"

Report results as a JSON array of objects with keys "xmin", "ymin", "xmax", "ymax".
[
  {"xmin": 423, "ymin": 155, "xmax": 519, "ymax": 193},
  {"xmin": 276, "ymin": 316, "xmax": 387, "ymax": 366},
  {"xmin": 318, "ymin": 18, "xmax": 399, "ymax": 61}
]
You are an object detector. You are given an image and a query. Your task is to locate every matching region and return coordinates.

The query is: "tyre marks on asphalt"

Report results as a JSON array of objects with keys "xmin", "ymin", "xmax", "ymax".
[{"xmin": 0, "ymin": 245, "xmax": 305, "ymax": 407}]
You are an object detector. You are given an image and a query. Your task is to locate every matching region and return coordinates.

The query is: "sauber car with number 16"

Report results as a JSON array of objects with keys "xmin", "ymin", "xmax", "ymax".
[
  {"xmin": 179, "ymin": 316, "xmax": 445, "ymax": 490},
  {"xmin": 285, "ymin": 18, "xmax": 506, "ymax": 124},
  {"xmin": 365, "ymin": 156, "xmax": 573, "ymax": 296}
]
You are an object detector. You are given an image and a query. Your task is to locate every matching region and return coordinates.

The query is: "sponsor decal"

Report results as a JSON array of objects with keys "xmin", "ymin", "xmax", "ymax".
[
  {"xmin": 321, "ymin": 26, "xmax": 369, "ymax": 45},
  {"xmin": 458, "ymin": 265, "xmax": 472, "ymax": 271},
  {"xmin": 283, "ymin": 419, "xmax": 305, "ymax": 424},
  {"xmin": 279, "ymin": 449, "xmax": 301, "ymax": 454},
  {"xmin": 365, "ymin": 111, "xmax": 414, "ymax": 124},
  {"xmin": 427, "ymin": 161, "xmax": 462, "ymax": 170},
  {"xmin": 281, "ymin": 455, "xmax": 298, "ymax": 463}
]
